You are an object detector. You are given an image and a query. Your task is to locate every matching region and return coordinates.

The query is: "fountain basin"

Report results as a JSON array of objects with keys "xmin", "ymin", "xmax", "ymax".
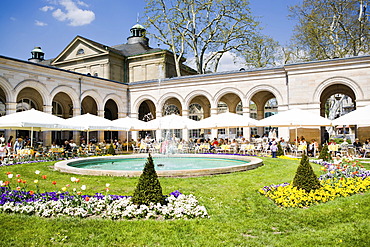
[{"xmin": 54, "ymin": 154, "xmax": 263, "ymax": 177}]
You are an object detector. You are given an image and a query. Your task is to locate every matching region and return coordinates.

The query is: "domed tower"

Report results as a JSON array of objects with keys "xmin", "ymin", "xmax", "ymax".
[
  {"xmin": 28, "ymin": 47, "xmax": 45, "ymax": 63},
  {"xmin": 127, "ymin": 23, "xmax": 149, "ymax": 46}
]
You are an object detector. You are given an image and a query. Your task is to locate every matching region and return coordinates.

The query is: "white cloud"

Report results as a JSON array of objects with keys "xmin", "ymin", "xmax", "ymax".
[
  {"xmin": 35, "ymin": 20, "xmax": 48, "ymax": 26},
  {"xmin": 40, "ymin": 5, "xmax": 55, "ymax": 12},
  {"xmin": 76, "ymin": 1, "xmax": 89, "ymax": 7},
  {"xmin": 50, "ymin": 0, "xmax": 95, "ymax": 26}
]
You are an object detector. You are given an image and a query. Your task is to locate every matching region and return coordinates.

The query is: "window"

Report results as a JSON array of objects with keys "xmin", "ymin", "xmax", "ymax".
[
  {"xmin": 52, "ymin": 101, "xmax": 63, "ymax": 117},
  {"xmin": 77, "ymin": 48, "xmax": 85, "ymax": 55},
  {"xmin": 217, "ymin": 101, "xmax": 228, "ymax": 114},
  {"xmin": 189, "ymin": 103, "xmax": 203, "ymax": 121},
  {"xmin": 163, "ymin": 104, "xmax": 180, "ymax": 116},
  {"xmin": 16, "ymin": 98, "xmax": 37, "ymax": 112}
]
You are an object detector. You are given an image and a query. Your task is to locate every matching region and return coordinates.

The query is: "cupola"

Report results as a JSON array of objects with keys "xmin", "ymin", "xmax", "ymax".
[
  {"xmin": 127, "ymin": 23, "xmax": 149, "ymax": 46},
  {"xmin": 28, "ymin": 47, "xmax": 45, "ymax": 63}
]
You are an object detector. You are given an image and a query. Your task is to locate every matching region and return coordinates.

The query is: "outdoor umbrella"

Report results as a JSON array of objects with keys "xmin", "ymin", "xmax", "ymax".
[
  {"xmin": 64, "ymin": 113, "xmax": 127, "ymax": 143},
  {"xmin": 332, "ymin": 105, "xmax": 370, "ymax": 126},
  {"xmin": 0, "ymin": 108, "xmax": 82, "ymax": 146},
  {"xmin": 194, "ymin": 112, "xmax": 257, "ymax": 129},
  {"xmin": 190, "ymin": 112, "xmax": 257, "ymax": 139},
  {"xmin": 256, "ymin": 108, "xmax": 332, "ymax": 146},
  {"xmin": 144, "ymin": 114, "xmax": 198, "ymax": 130},
  {"xmin": 112, "ymin": 117, "xmax": 147, "ymax": 151}
]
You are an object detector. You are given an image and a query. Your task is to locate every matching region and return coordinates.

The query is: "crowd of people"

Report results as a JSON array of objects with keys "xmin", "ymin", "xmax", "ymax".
[{"xmin": 1, "ymin": 131, "xmax": 370, "ymax": 163}]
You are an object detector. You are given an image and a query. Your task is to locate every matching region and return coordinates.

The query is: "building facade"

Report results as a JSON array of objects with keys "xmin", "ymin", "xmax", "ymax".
[{"xmin": 0, "ymin": 24, "xmax": 370, "ymax": 145}]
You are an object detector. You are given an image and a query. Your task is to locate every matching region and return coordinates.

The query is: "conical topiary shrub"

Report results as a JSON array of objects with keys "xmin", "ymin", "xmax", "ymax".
[
  {"xmin": 318, "ymin": 144, "xmax": 330, "ymax": 161},
  {"xmin": 132, "ymin": 153, "xmax": 164, "ymax": 206},
  {"xmin": 292, "ymin": 154, "xmax": 321, "ymax": 192},
  {"xmin": 107, "ymin": 143, "xmax": 116, "ymax": 155},
  {"xmin": 277, "ymin": 143, "xmax": 284, "ymax": 157}
]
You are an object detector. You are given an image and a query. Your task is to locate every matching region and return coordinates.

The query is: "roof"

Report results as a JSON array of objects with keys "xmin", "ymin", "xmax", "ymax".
[{"xmin": 112, "ymin": 42, "xmax": 164, "ymax": 57}]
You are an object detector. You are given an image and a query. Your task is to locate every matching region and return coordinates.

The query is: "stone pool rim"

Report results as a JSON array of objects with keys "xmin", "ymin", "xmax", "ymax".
[{"xmin": 54, "ymin": 154, "xmax": 263, "ymax": 177}]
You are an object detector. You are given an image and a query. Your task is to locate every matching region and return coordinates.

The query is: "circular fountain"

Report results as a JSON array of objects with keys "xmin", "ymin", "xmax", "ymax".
[{"xmin": 54, "ymin": 154, "xmax": 263, "ymax": 177}]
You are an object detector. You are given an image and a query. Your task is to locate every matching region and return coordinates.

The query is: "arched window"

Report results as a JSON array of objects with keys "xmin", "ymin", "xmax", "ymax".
[
  {"xmin": 77, "ymin": 48, "xmax": 85, "ymax": 55},
  {"xmin": 52, "ymin": 101, "xmax": 63, "ymax": 117},
  {"xmin": 189, "ymin": 103, "xmax": 204, "ymax": 121},
  {"xmin": 264, "ymin": 98, "xmax": 278, "ymax": 118},
  {"xmin": 217, "ymin": 101, "xmax": 228, "ymax": 113},
  {"xmin": 16, "ymin": 98, "xmax": 37, "ymax": 112},
  {"xmin": 236, "ymin": 101, "xmax": 243, "ymax": 115},
  {"xmin": 163, "ymin": 104, "xmax": 180, "ymax": 116},
  {"xmin": 249, "ymin": 101, "xmax": 257, "ymax": 119}
]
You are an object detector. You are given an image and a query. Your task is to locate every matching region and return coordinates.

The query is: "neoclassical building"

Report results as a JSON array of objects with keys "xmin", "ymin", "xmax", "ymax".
[{"xmin": 1, "ymin": 24, "xmax": 370, "ymax": 146}]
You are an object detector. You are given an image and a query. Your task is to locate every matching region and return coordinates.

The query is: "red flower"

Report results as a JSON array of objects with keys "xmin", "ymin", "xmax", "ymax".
[
  {"xmin": 22, "ymin": 180, "xmax": 27, "ymax": 184},
  {"xmin": 6, "ymin": 172, "xmax": 11, "ymax": 175},
  {"xmin": 52, "ymin": 181, "xmax": 57, "ymax": 185},
  {"xmin": 16, "ymin": 186, "xmax": 21, "ymax": 190},
  {"xmin": 85, "ymin": 196, "xmax": 90, "ymax": 201},
  {"xmin": 29, "ymin": 190, "xmax": 34, "ymax": 195},
  {"xmin": 4, "ymin": 181, "xmax": 9, "ymax": 186},
  {"xmin": 42, "ymin": 175, "xmax": 47, "ymax": 179},
  {"xmin": 75, "ymin": 179, "xmax": 80, "ymax": 183},
  {"xmin": 105, "ymin": 187, "xmax": 110, "ymax": 192},
  {"xmin": 16, "ymin": 174, "xmax": 21, "ymax": 178},
  {"xmin": 17, "ymin": 179, "xmax": 22, "ymax": 183}
]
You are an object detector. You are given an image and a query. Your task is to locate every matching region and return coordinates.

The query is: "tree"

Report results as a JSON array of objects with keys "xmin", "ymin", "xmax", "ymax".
[
  {"xmin": 132, "ymin": 153, "xmax": 164, "ymax": 206},
  {"xmin": 241, "ymin": 34, "xmax": 281, "ymax": 68},
  {"xmin": 144, "ymin": 0, "xmax": 260, "ymax": 75},
  {"xmin": 289, "ymin": 0, "xmax": 370, "ymax": 60},
  {"xmin": 292, "ymin": 154, "xmax": 321, "ymax": 192}
]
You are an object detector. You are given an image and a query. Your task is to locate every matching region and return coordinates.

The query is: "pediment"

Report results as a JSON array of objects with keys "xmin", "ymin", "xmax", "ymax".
[{"xmin": 52, "ymin": 36, "xmax": 110, "ymax": 65}]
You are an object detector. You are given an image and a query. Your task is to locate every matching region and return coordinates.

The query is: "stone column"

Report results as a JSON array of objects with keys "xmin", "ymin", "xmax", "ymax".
[
  {"xmin": 97, "ymin": 110, "xmax": 105, "ymax": 143},
  {"xmin": 182, "ymin": 109, "xmax": 189, "ymax": 141},
  {"xmin": 42, "ymin": 105, "xmax": 53, "ymax": 147},
  {"xmin": 5, "ymin": 102, "xmax": 16, "ymax": 141},
  {"xmin": 210, "ymin": 108, "xmax": 218, "ymax": 139},
  {"xmin": 155, "ymin": 111, "xmax": 162, "ymax": 142},
  {"xmin": 242, "ymin": 107, "xmax": 251, "ymax": 140}
]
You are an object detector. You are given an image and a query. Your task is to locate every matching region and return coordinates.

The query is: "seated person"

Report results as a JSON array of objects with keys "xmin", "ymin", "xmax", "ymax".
[{"xmin": 353, "ymin": 138, "xmax": 363, "ymax": 156}]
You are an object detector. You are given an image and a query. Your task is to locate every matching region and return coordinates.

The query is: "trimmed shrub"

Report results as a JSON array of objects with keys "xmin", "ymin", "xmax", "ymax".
[
  {"xmin": 292, "ymin": 154, "xmax": 321, "ymax": 192},
  {"xmin": 132, "ymin": 153, "xmax": 164, "ymax": 206},
  {"xmin": 318, "ymin": 144, "xmax": 330, "ymax": 161},
  {"xmin": 277, "ymin": 143, "xmax": 284, "ymax": 156},
  {"xmin": 107, "ymin": 143, "xmax": 116, "ymax": 155}
]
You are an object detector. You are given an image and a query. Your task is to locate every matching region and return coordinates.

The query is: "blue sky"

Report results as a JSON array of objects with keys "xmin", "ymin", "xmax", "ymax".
[{"xmin": 0, "ymin": 0, "xmax": 302, "ymax": 68}]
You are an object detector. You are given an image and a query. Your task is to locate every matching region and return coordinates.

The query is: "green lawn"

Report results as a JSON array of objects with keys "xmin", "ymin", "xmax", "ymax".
[{"xmin": 0, "ymin": 156, "xmax": 369, "ymax": 246}]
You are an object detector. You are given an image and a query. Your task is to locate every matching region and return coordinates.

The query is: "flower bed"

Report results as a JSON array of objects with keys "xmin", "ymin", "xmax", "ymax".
[
  {"xmin": 259, "ymin": 158, "xmax": 370, "ymax": 208},
  {"xmin": 0, "ymin": 188, "xmax": 208, "ymax": 219},
  {"xmin": 0, "ymin": 170, "xmax": 208, "ymax": 220}
]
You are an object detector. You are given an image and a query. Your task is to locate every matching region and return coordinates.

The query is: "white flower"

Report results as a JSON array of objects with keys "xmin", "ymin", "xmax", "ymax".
[
  {"xmin": 105, "ymin": 183, "xmax": 110, "ymax": 187},
  {"xmin": 8, "ymin": 174, "xmax": 13, "ymax": 179},
  {"xmin": 81, "ymin": 185, "xmax": 86, "ymax": 190},
  {"xmin": 70, "ymin": 177, "xmax": 77, "ymax": 182},
  {"xmin": 0, "ymin": 181, "xmax": 3, "ymax": 186},
  {"xmin": 35, "ymin": 170, "xmax": 40, "ymax": 175}
]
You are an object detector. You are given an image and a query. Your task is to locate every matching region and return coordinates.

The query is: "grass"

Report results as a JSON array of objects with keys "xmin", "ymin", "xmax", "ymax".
[{"xmin": 0, "ymin": 156, "xmax": 370, "ymax": 246}]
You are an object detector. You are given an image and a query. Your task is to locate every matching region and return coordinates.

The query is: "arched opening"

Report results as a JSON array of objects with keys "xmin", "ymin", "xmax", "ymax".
[
  {"xmin": 16, "ymin": 87, "xmax": 44, "ymax": 141},
  {"xmin": 138, "ymin": 100, "xmax": 156, "ymax": 139},
  {"xmin": 104, "ymin": 99, "xmax": 119, "ymax": 142},
  {"xmin": 81, "ymin": 96, "xmax": 98, "ymax": 142},
  {"xmin": 162, "ymin": 97, "xmax": 182, "ymax": 116},
  {"xmin": 217, "ymin": 93, "xmax": 243, "ymax": 139},
  {"xmin": 250, "ymin": 91, "xmax": 277, "ymax": 138},
  {"xmin": 81, "ymin": 96, "xmax": 98, "ymax": 115},
  {"xmin": 52, "ymin": 92, "xmax": 74, "ymax": 146},
  {"xmin": 188, "ymin": 95, "xmax": 211, "ymax": 139},
  {"xmin": 320, "ymin": 84, "xmax": 356, "ymax": 142}
]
